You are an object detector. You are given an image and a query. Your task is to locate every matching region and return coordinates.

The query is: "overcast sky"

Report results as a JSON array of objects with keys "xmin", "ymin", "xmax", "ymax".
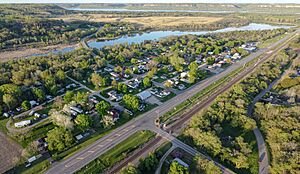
[{"xmin": 1, "ymin": 0, "xmax": 300, "ymax": 4}]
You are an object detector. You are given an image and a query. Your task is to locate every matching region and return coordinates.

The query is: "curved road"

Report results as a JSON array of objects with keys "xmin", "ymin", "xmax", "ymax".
[{"xmin": 247, "ymin": 68, "xmax": 288, "ymax": 174}]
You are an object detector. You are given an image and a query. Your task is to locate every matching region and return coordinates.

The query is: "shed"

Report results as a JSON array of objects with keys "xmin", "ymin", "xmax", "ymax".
[{"xmin": 173, "ymin": 158, "xmax": 189, "ymax": 168}]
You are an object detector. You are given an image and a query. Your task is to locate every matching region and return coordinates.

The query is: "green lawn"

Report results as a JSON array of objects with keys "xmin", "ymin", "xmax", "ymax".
[
  {"xmin": 258, "ymin": 34, "xmax": 285, "ymax": 48},
  {"xmin": 156, "ymin": 92, "xmax": 176, "ymax": 103},
  {"xmin": 76, "ymin": 130, "xmax": 156, "ymax": 174}
]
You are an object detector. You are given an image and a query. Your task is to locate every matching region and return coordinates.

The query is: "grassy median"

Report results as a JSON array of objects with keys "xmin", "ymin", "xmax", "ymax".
[{"xmin": 76, "ymin": 130, "xmax": 156, "ymax": 174}]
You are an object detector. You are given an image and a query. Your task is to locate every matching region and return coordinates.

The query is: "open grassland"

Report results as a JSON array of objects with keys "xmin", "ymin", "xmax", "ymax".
[
  {"xmin": 119, "ymin": 16, "xmax": 223, "ymax": 28},
  {"xmin": 55, "ymin": 14, "xmax": 223, "ymax": 28}
]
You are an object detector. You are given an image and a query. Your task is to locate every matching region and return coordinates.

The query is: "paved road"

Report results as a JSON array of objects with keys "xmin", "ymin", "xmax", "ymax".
[
  {"xmin": 155, "ymin": 145, "xmax": 176, "ymax": 174},
  {"xmin": 247, "ymin": 68, "xmax": 288, "ymax": 174},
  {"xmin": 46, "ymin": 29, "xmax": 299, "ymax": 174}
]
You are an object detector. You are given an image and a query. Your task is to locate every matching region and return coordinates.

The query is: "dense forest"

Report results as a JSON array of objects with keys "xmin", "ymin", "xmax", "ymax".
[
  {"xmin": 0, "ymin": 16, "xmax": 98, "ymax": 50},
  {"xmin": 253, "ymin": 39, "xmax": 300, "ymax": 174},
  {"xmin": 0, "ymin": 5, "xmax": 98, "ymax": 50}
]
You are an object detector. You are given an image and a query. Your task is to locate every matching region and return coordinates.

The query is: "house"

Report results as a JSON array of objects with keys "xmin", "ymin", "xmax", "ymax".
[
  {"xmin": 137, "ymin": 91, "xmax": 152, "ymax": 101},
  {"xmin": 231, "ymin": 53, "xmax": 241, "ymax": 60},
  {"xmin": 14, "ymin": 120, "xmax": 31, "ymax": 128},
  {"xmin": 110, "ymin": 72, "xmax": 119, "ymax": 78},
  {"xmin": 30, "ymin": 100, "xmax": 39, "ymax": 107},
  {"xmin": 104, "ymin": 67, "xmax": 113, "ymax": 72},
  {"xmin": 70, "ymin": 106, "xmax": 83, "ymax": 114},
  {"xmin": 107, "ymin": 108, "xmax": 120, "ymax": 122},
  {"xmin": 166, "ymin": 80, "xmax": 174, "ymax": 85},
  {"xmin": 134, "ymin": 77, "xmax": 143, "ymax": 84},
  {"xmin": 173, "ymin": 158, "xmax": 189, "ymax": 168},
  {"xmin": 127, "ymin": 81, "xmax": 139, "ymax": 89},
  {"xmin": 180, "ymin": 72, "xmax": 188, "ymax": 78},
  {"xmin": 107, "ymin": 90, "xmax": 123, "ymax": 101}
]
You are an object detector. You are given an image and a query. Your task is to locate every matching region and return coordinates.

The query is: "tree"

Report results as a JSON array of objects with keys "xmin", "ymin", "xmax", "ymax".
[
  {"xmin": 3, "ymin": 94, "xmax": 17, "ymax": 109},
  {"xmin": 147, "ymin": 68, "xmax": 157, "ymax": 78},
  {"xmin": 0, "ymin": 84, "xmax": 21, "ymax": 97},
  {"xmin": 91, "ymin": 73, "xmax": 102, "ymax": 89},
  {"xmin": 21, "ymin": 100, "xmax": 31, "ymax": 111},
  {"xmin": 188, "ymin": 74, "xmax": 196, "ymax": 84},
  {"xmin": 131, "ymin": 58, "xmax": 138, "ymax": 64},
  {"xmin": 56, "ymin": 70, "xmax": 66, "ymax": 81},
  {"xmin": 143, "ymin": 76, "xmax": 151, "ymax": 87},
  {"xmin": 111, "ymin": 79, "xmax": 118, "ymax": 88},
  {"xmin": 32, "ymin": 87, "xmax": 46, "ymax": 101},
  {"xmin": 74, "ymin": 92, "xmax": 88, "ymax": 105},
  {"xmin": 114, "ymin": 66, "xmax": 123, "ymax": 73},
  {"xmin": 117, "ymin": 83, "xmax": 128, "ymax": 93},
  {"xmin": 46, "ymin": 127, "xmax": 74, "ymax": 152},
  {"xmin": 120, "ymin": 164, "xmax": 139, "ymax": 174},
  {"xmin": 192, "ymin": 155, "xmax": 221, "ymax": 174},
  {"xmin": 125, "ymin": 68, "xmax": 132, "ymax": 75},
  {"xmin": 50, "ymin": 110, "xmax": 74, "ymax": 130},
  {"xmin": 101, "ymin": 115, "xmax": 115, "ymax": 128},
  {"xmin": 164, "ymin": 81, "xmax": 173, "ymax": 88},
  {"xmin": 123, "ymin": 94, "xmax": 140, "ymax": 111},
  {"xmin": 168, "ymin": 161, "xmax": 189, "ymax": 174},
  {"xmin": 139, "ymin": 153, "xmax": 158, "ymax": 172},
  {"xmin": 64, "ymin": 91, "xmax": 75, "ymax": 103},
  {"xmin": 169, "ymin": 55, "xmax": 185, "ymax": 72},
  {"xmin": 96, "ymin": 101, "xmax": 111, "ymax": 117},
  {"xmin": 188, "ymin": 61, "xmax": 198, "ymax": 77},
  {"xmin": 206, "ymin": 57, "xmax": 215, "ymax": 65},
  {"xmin": 75, "ymin": 114, "xmax": 91, "ymax": 131}
]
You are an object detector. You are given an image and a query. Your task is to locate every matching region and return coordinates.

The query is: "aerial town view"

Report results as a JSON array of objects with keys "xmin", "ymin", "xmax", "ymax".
[{"xmin": 0, "ymin": 0, "xmax": 299, "ymax": 174}]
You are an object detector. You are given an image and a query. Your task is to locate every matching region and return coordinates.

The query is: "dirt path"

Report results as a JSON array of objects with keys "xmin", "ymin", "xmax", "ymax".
[{"xmin": 0, "ymin": 131, "xmax": 23, "ymax": 173}]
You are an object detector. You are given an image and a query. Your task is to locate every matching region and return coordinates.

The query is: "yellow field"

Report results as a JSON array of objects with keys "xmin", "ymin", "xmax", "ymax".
[{"xmin": 54, "ymin": 14, "xmax": 223, "ymax": 28}]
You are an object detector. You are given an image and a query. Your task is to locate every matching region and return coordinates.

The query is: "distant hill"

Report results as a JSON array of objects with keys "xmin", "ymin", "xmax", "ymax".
[{"xmin": 58, "ymin": 3, "xmax": 300, "ymax": 14}]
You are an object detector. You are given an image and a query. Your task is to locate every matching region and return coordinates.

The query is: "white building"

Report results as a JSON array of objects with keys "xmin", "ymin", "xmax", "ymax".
[
  {"xmin": 14, "ymin": 120, "xmax": 31, "ymax": 128},
  {"xmin": 137, "ymin": 91, "xmax": 152, "ymax": 101}
]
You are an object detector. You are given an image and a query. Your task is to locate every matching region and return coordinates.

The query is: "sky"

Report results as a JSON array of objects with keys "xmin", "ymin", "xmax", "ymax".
[{"xmin": 1, "ymin": 0, "xmax": 300, "ymax": 4}]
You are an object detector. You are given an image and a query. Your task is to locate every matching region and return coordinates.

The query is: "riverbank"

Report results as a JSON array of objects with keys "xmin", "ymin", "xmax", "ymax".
[{"xmin": 0, "ymin": 43, "xmax": 79, "ymax": 62}]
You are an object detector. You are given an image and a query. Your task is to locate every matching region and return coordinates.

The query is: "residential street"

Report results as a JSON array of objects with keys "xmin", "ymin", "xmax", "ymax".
[{"xmin": 45, "ymin": 29, "xmax": 300, "ymax": 174}]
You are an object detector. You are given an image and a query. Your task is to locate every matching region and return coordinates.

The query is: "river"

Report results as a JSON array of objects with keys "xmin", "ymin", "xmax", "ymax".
[{"xmin": 28, "ymin": 23, "xmax": 291, "ymax": 57}]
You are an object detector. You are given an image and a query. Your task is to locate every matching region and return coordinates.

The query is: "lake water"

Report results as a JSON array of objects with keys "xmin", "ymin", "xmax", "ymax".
[
  {"xmin": 27, "ymin": 23, "xmax": 291, "ymax": 57},
  {"xmin": 87, "ymin": 23, "xmax": 292, "ymax": 49},
  {"xmin": 26, "ymin": 46, "xmax": 76, "ymax": 58}
]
